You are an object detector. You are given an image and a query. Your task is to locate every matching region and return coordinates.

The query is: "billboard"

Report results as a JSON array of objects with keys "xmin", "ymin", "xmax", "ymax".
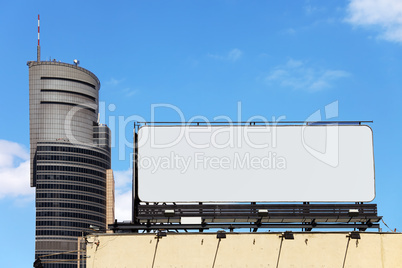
[{"xmin": 136, "ymin": 125, "xmax": 375, "ymax": 202}]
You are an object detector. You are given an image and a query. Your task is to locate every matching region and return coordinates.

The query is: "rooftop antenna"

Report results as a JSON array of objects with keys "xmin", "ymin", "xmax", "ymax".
[{"xmin": 37, "ymin": 14, "xmax": 40, "ymax": 62}]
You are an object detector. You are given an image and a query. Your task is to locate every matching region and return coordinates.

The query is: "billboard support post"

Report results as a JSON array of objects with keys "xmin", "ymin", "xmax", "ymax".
[{"xmin": 132, "ymin": 122, "xmax": 140, "ymax": 225}]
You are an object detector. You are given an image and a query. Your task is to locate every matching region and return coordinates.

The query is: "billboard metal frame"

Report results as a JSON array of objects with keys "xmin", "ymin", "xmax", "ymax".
[{"xmin": 123, "ymin": 121, "xmax": 381, "ymax": 232}]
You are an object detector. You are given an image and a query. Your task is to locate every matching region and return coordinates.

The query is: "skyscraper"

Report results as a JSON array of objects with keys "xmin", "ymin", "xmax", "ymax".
[{"xmin": 28, "ymin": 54, "xmax": 112, "ymax": 266}]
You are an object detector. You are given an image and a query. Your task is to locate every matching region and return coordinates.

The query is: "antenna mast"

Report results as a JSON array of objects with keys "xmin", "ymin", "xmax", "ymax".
[{"xmin": 37, "ymin": 14, "xmax": 40, "ymax": 62}]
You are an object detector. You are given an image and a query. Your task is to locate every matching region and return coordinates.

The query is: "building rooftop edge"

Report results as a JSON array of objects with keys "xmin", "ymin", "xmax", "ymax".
[
  {"xmin": 27, "ymin": 60, "xmax": 100, "ymax": 87},
  {"xmin": 87, "ymin": 231, "xmax": 402, "ymax": 237}
]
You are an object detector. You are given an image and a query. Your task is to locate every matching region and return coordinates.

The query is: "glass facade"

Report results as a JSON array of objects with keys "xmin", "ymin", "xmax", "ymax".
[{"xmin": 28, "ymin": 61, "xmax": 111, "ymax": 267}]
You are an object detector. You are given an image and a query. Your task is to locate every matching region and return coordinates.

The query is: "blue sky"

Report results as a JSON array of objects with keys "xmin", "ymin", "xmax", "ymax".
[{"xmin": 1, "ymin": 0, "xmax": 402, "ymax": 266}]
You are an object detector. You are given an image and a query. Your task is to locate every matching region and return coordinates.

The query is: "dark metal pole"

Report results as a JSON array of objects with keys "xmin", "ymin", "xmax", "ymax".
[{"xmin": 132, "ymin": 122, "xmax": 140, "ymax": 226}]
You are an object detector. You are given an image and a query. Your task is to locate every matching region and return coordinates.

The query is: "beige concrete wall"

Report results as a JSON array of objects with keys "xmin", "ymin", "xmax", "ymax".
[
  {"xmin": 105, "ymin": 169, "xmax": 115, "ymax": 233},
  {"xmin": 86, "ymin": 232, "xmax": 402, "ymax": 267}
]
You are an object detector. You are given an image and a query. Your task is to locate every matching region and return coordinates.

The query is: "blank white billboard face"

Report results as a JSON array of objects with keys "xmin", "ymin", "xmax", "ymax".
[{"xmin": 137, "ymin": 125, "xmax": 375, "ymax": 202}]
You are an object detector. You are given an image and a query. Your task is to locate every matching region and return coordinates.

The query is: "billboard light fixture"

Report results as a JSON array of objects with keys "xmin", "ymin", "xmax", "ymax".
[
  {"xmin": 164, "ymin": 209, "xmax": 175, "ymax": 217},
  {"xmin": 348, "ymin": 209, "xmax": 359, "ymax": 217},
  {"xmin": 156, "ymin": 231, "xmax": 167, "ymax": 238},
  {"xmin": 258, "ymin": 209, "xmax": 269, "ymax": 217},
  {"xmin": 181, "ymin": 217, "xmax": 202, "ymax": 224},
  {"xmin": 348, "ymin": 231, "xmax": 361, "ymax": 239},
  {"xmin": 217, "ymin": 231, "xmax": 226, "ymax": 239},
  {"xmin": 281, "ymin": 231, "xmax": 294, "ymax": 240}
]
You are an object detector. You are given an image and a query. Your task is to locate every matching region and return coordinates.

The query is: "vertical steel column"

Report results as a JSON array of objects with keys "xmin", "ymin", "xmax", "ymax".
[{"xmin": 132, "ymin": 122, "xmax": 140, "ymax": 226}]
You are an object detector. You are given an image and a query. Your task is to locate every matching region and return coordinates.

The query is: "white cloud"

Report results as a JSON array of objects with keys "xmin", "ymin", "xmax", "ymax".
[
  {"xmin": 0, "ymin": 140, "xmax": 33, "ymax": 200},
  {"xmin": 115, "ymin": 189, "xmax": 132, "ymax": 222},
  {"xmin": 346, "ymin": 0, "xmax": 402, "ymax": 43},
  {"xmin": 283, "ymin": 28, "xmax": 296, "ymax": 35},
  {"xmin": 121, "ymin": 87, "xmax": 139, "ymax": 97},
  {"xmin": 227, "ymin": 49, "xmax": 243, "ymax": 62},
  {"xmin": 208, "ymin": 48, "xmax": 243, "ymax": 62},
  {"xmin": 113, "ymin": 168, "xmax": 132, "ymax": 221},
  {"xmin": 266, "ymin": 59, "xmax": 350, "ymax": 92},
  {"xmin": 105, "ymin": 77, "xmax": 125, "ymax": 86},
  {"xmin": 114, "ymin": 168, "xmax": 131, "ymax": 189},
  {"xmin": 304, "ymin": 3, "xmax": 326, "ymax": 15},
  {"xmin": 0, "ymin": 138, "xmax": 133, "ymax": 218},
  {"xmin": 286, "ymin": 59, "xmax": 303, "ymax": 68},
  {"xmin": 105, "ymin": 79, "xmax": 139, "ymax": 97}
]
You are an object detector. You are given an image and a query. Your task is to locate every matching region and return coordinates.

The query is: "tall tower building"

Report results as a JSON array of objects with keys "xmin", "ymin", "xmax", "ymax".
[{"xmin": 28, "ymin": 55, "xmax": 112, "ymax": 266}]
